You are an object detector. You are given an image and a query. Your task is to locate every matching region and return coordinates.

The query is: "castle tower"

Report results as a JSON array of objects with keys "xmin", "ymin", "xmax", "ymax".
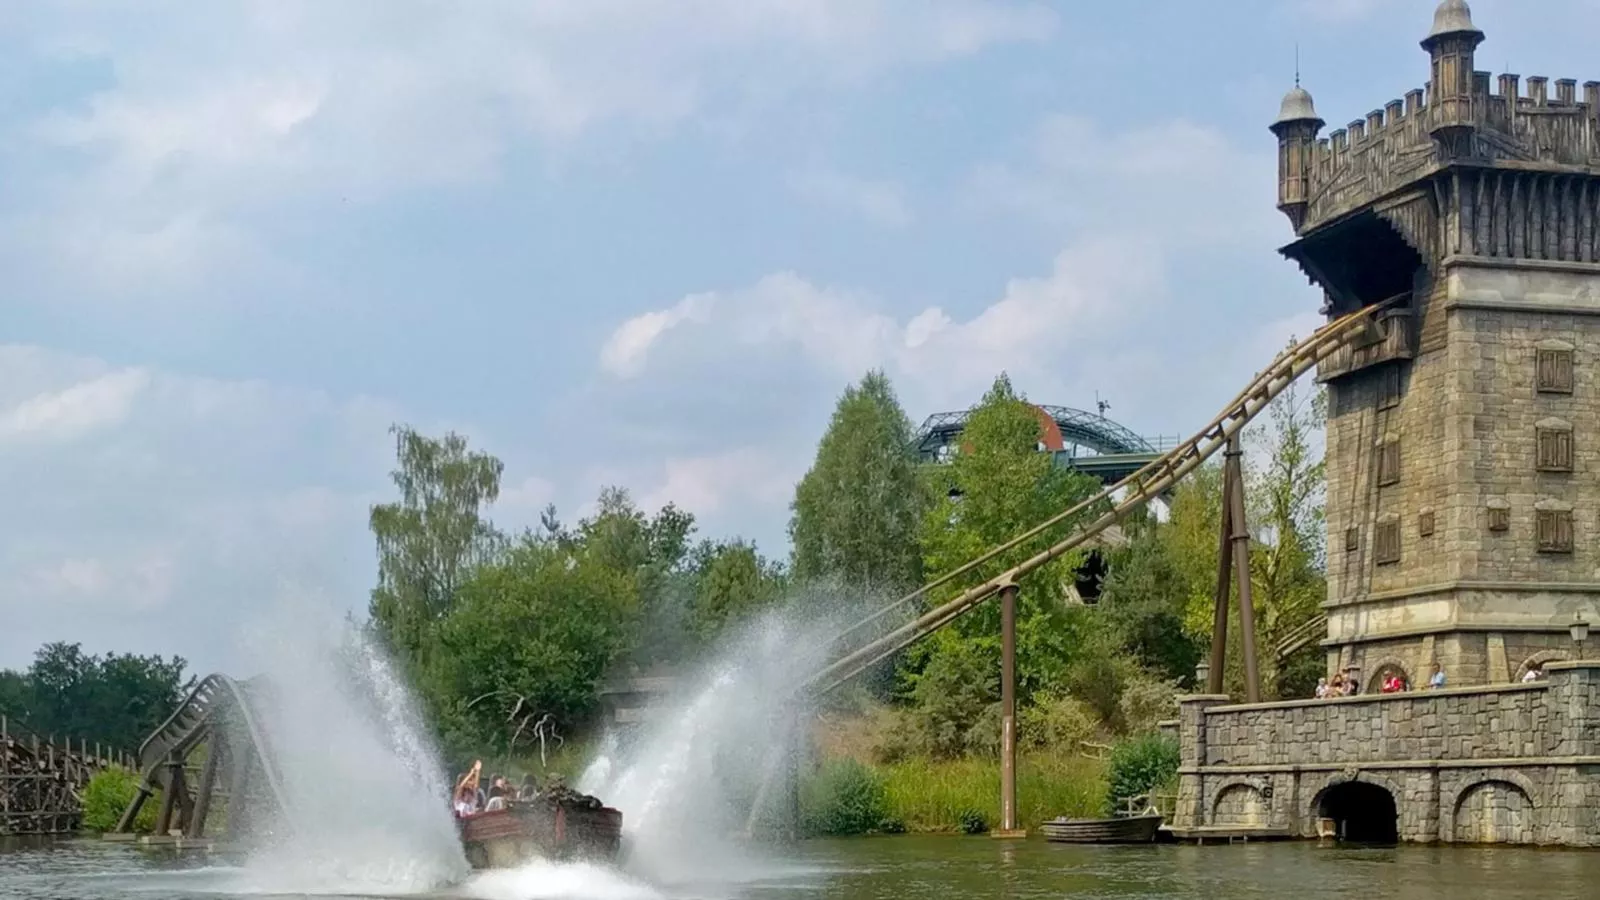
[{"xmin": 1273, "ymin": 1, "xmax": 1600, "ymax": 687}]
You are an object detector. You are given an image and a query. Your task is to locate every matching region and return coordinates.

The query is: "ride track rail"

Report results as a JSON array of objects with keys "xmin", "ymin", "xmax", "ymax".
[
  {"xmin": 801, "ymin": 298, "xmax": 1398, "ymax": 697},
  {"xmin": 115, "ymin": 672, "xmax": 291, "ymax": 834}
]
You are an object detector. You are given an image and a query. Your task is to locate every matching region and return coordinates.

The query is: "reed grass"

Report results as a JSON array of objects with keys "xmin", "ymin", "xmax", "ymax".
[{"xmin": 877, "ymin": 751, "xmax": 1107, "ymax": 833}]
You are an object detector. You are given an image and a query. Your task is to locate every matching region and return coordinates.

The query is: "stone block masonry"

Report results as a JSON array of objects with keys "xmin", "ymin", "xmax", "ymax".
[{"xmin": 1173, "ymin": 661, "xmax": 1600, "ymax": 845}]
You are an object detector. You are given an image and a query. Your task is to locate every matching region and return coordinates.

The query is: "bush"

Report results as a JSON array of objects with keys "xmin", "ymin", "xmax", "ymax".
[
  {"xmin": 1117, "ymin": 675, "xmax": 1179, "ymax": 737},
  {"xmin": 1105, "ymin": 733, "xmax": 1179, "ymax": 815},
  {"xmin": 958, "ymin": 808, "xmax": 988, "ymax": 835},
  {"xmin": 82, "ymin": 766, "xmax": 158, "ymax": 833},
  {"xmin": 801, "ymin": 758, "xmax": 888, "ymax": 836}
]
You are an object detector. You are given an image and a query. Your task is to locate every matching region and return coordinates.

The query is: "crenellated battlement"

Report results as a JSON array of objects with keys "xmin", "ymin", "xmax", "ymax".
[{"xmin": 1272, "ymin": 3, "xmax": 1600, "ymax": 251}]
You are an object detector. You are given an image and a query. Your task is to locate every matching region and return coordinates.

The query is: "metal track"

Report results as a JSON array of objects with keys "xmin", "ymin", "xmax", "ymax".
[{"xmin": 803, "ymin": 300, "xmax": 1392, "ymax": 696}]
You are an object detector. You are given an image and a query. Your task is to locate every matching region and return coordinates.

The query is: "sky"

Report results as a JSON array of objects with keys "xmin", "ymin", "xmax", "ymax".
[{"xmin": 4, "ymin": 0, "xmax": 1599, "ymax": 674}]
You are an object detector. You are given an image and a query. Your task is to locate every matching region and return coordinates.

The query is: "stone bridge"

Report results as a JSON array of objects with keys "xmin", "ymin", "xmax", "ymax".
[{"xmin": 1172, "ymin": 661, "xmax": 1600, "ymax": 845}]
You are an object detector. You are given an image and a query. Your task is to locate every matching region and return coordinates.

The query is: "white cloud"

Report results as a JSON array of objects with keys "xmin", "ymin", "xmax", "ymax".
[
  {"xmin": 599, "ymin": 235, "xmax": 1161, "ymax": 405},
  {"xmin": 787, "ymin": 168, "xmax": 914, "ymax": 227},
  {"xmin": 0, "ymin": 366, "xmax": 149, "ymax": 442},
  {"xmin": 967, "ymin": 114, "xmax": 1280, "ymax": 250},
  {"xmin": 0, "ymin": 344, "xmax": 403, "ymax": 670},
  {"xmin": 10, "ymin": 0, "xmax": 1055, "ymax": 299},
  {"xmin": 637, "ymin": 447, "xmax": 800, "ymax": 519}
]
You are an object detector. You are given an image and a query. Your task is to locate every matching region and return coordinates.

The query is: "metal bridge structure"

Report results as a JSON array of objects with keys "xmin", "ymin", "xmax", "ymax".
[
  {"xmin": 109, "ymin": 673, "xmax": 289, "ymax": 844},
  {"xmin": 746, "ymin": 299, "xmax": 1394, "ymax": 839},
  {"xmin": 913, "ymin": 403, "xmax": 1178, "ymax": 486}
]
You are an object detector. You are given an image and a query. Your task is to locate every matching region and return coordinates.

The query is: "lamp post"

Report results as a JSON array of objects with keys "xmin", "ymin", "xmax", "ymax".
[
  {"xmin": 1569, "ymin": 615, "xmax": 1590, "ymax": 660},
  {"xmin": 1195, "ymin": 660, "xmax": 1211, "ymax": 692}
]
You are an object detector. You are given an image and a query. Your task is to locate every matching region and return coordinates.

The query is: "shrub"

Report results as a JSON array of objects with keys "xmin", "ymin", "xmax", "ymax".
[
  {"xmin": 958, "ymin": 808, "xmax": 988, "ymax": 835},
  {"xmin": 1104, "ymin": 733, "xmax": 1179, "ymax": 815},
  {"xmin": 82, "ymin": 766, "xmax": 158, "ymax": 833},
  {"xmin": 1117, "ymin": 675, "xmax": 1179, "ymax": 737},
  {"xmin": 800, "ymin": 758, "xmax": 888, "ymax": 836}
]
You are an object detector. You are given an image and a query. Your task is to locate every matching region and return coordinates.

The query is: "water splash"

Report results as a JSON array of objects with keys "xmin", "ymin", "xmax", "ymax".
[
  {"xmin": 582, "ymin": 584, "xmax": 907, "ymax": 890},
  {"xmin": 229, "ymin": 597, "xmax": 469, "ymax": 894}
]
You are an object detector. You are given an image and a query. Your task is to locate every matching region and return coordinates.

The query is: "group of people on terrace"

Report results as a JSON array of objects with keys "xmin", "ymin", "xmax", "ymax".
[{"xmin": 1312, "ymin": 661, "xmax": 1449, "ymax": 698}]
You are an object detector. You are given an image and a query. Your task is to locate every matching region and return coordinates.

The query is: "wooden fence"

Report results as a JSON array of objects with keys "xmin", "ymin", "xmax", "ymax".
[{"xmin": 1, "ymin": 715, "xmax": 129, "ymax": 835}]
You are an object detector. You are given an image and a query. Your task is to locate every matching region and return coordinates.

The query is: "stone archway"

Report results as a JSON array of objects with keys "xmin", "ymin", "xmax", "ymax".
[
  {"xmin": 1365, "ymin": 657, "xmax": 1412, "ymax": 693},
  {"xmin": 1313, "ymin": 778, "xmax": 1399, "ymax": 844},
  {"xmin": 1514, "ymin": 650, "xmax": 1570, "ymax": 682},
  {"xmin": 1452, "ymin": 780, "xmax": 1533, "ymax": 844},
  {"xmin": 1210, "ymin": 782, "xmax": 1269, "ymax": 828}
]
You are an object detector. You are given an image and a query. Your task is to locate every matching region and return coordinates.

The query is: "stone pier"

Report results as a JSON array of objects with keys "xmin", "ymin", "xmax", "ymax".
[{"xmin": 1172, "ymin": 660, "xmax": 1600, "ymax": 845}]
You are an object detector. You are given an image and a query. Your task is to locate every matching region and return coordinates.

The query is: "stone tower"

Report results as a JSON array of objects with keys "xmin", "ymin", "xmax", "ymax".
[{"xmin": 1272, "ymin": 1, "xmax": 1600, "ymax": 687}]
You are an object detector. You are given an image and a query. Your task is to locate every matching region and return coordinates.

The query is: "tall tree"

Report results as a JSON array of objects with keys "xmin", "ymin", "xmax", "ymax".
[
  {"xmin": 570, "ymin": 487, "xmax": 699, "ymax": 667},
  {"xmin": 690, "ymin": 539, "xmax": 786, "ymax": 644},
  {"xmin": 789, "ymin": 370, "xmax": 924, "ymax": 593},
  {"xmin": 911, "ymin": 374, "xmax": 1105, "ymax": 709},
  {"xmin": 0, "ymin": 642, "xmax": 191, "ymax": 752},
  {"xmin": 368, "ymin": 425, "xmax": 506, "ymax": 667},
  {"xmin": 1246, "ymin": 381, "xmax": 1328, "ymax": 697}
]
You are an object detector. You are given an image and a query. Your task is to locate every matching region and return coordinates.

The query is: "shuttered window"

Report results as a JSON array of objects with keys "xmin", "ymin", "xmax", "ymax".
[
  {"xmin": 1377, "ymin": 441, "xmax": 1401, "ymax": 486},
  {"xmin": 1375, "ymin": 520, "xmax": 1401, "ymax": 565},
  {"xmin": 1536, "ymin": 508, "xmax": 1574, "ymax": 553},
  {"xmin": 1378, "ymin": 365, "xmax": 1402, "ymax": 410},
  {"xmin": 1536, "ymin": 348, "xmax": 1574, "ymax": 394},
  {"xmin": 1344, "ymin": 527, "xmax": 1359, "ymax": 552},
  {"xmin": 1537, "ymin": 426, "xmax": 1574, "ymax": 472},
  {"xmin": 1418, "ymin": 510, "xmax": 1435, "ymax": 537},
  {"xmin": 1488, "ymin": 506, "xmax": 1510, "ymax": 532}
]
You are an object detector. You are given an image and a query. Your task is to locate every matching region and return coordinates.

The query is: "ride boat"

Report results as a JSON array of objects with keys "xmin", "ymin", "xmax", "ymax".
[
  {"xmin": 1041, "ymin": 795, "xmax": 1164, "ymax": 844},
  {"xmin": 455, "ymin": 789, "xmax": 623, "ymax": 869}
]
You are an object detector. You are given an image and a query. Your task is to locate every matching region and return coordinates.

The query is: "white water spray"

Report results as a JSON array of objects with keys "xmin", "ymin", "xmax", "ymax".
[{"xmin": 229, "ymin": 598, "xmax": 470, "ymax": 895}]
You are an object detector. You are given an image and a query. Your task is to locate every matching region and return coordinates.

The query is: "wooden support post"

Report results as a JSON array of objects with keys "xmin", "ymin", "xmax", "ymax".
[
  {"xmin": 785, "ymin": 705, "xmax": 802, "ymax": 843},
  {"xmin": 154, "ymin": 753, "xmax": 181, "ymax": 835},
  {"xmin": 1, "ymin": 716, "xmax": 8, "ymax": 829},
  {"xmin": 188, "ymin": 739, "xmax": 222, "ymax": 838},
  {"xmin": 1225, "ymin": 434, "xmax": 1262, "ymax": 704},
  {"xmin": 225, "ymin": 739, "xmax": 253, "ymax": 842},
  {"xmin": 1208, "ymin": 481, "xmax": 1234, "ymax": 695},
  {"xmin": 995, "ymin": 582, "xmax": 1025, "ymax": 838}
]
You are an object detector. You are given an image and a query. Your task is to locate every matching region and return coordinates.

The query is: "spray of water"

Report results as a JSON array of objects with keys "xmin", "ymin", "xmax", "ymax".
[
  {"xmin": 227, "ymin": 597, "xmax": 470, "ymax": 895},
  {"xmin": 579, "ymin": 580, "xmax": 908, "ymax": 892}
]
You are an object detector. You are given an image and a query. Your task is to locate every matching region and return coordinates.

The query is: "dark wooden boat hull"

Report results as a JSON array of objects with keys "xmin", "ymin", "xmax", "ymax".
[
  {"xmin": 457, "ymin": 802, "xmax": 623, "ymax": 869},
  {"xmin": 1041, "ymin": 813, "xmax": 1163, "ymax": 844}
]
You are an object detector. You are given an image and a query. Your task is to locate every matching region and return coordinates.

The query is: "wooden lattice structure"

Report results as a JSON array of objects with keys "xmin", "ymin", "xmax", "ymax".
[
  {"xmin": 111, "ymin": 673, "xmax": 289, "ymax": 842},
  {"xmin": 1, "ymin": 715, "xmax": 127, "ymax": 835}
]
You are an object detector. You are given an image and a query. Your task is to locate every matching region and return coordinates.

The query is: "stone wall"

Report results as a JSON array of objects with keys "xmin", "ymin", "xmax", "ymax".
[
  {"xmin": 1173, "ymin": 661, "xmax": 1600, "ymax": 846},
  {"xmin": 1321, "ymin": 260, "xmax": 1600, "ymax": 687}
]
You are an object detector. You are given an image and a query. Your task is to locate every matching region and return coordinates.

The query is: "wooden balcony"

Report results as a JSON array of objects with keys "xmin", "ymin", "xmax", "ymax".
[{"xmin": 1315, "ymin": 306, "xmax": 1415, "ymax": 383}]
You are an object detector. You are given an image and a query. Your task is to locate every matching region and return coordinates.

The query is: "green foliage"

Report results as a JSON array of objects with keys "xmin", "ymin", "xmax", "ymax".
[
  {"xmin": 958, "ymin": 808, "xmax": 988, "ymax": 835},
  {"xmin": 430, "ymin": 535, "xmax": 636, "ymax": 756},
  {"xmin": 0, "ymin": 643, "xmax": 191, "ymax": 754},
  {"xmin": 81, "ymin": 766, "xmax": 157, "ymax": 833},
  {"xmin": 900, "ymin": 633, "xmax": 996, "ymax": 759},
  {"xmin": 369, "ymin": 425, "xmax": 506, "ymax": 669},
  {"xmin": 907, "ymin": 374, "xmax": 1103, "ymax": 725},
  {"xmin": 877, "ymin": 751, "xmax": 1105, "ymax": 832},
  {"xmin": 878, "ymin": 815, "xmax": 907, "ymax": 834},
  {"xmin": 790, "ymin": 370, "xmax": 925, "ymax": 592},
  {"xmin": 1105, "ymin": 733, "xmax": 1179, "ymax": 815},
  {"xmin": 690, "ymin": 539, "xmax": 785, "ymax": 644},
  {"xmin": 801, "ymin": 758, "xmax": 888, "ymax": 836}
]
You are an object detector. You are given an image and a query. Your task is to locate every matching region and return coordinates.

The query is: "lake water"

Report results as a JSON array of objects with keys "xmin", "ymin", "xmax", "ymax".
[{"xmin": 3, "ymin": 834, "xmax": 1596, "ymax": 900}]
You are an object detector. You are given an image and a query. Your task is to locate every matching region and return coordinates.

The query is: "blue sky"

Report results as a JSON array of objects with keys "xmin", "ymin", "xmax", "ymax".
[{"xmin": 3, "ymin": 0, "xmax": 1597, "ymax": 673}]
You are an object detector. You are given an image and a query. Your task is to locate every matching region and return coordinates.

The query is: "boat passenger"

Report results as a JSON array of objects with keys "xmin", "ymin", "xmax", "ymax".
[{"xmin": 485, "ymin": 785, "xmax": 507, "ymax": 811}]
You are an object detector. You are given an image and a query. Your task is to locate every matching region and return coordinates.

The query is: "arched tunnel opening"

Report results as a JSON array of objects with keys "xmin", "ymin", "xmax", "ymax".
[
  {"xmin": 1318, "ymin": 781, "xmax": 1399, "ymax": 844},
  {"xmin": 1073, "ymin": 550, "xmax": 1108, "ymax": 605}
]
